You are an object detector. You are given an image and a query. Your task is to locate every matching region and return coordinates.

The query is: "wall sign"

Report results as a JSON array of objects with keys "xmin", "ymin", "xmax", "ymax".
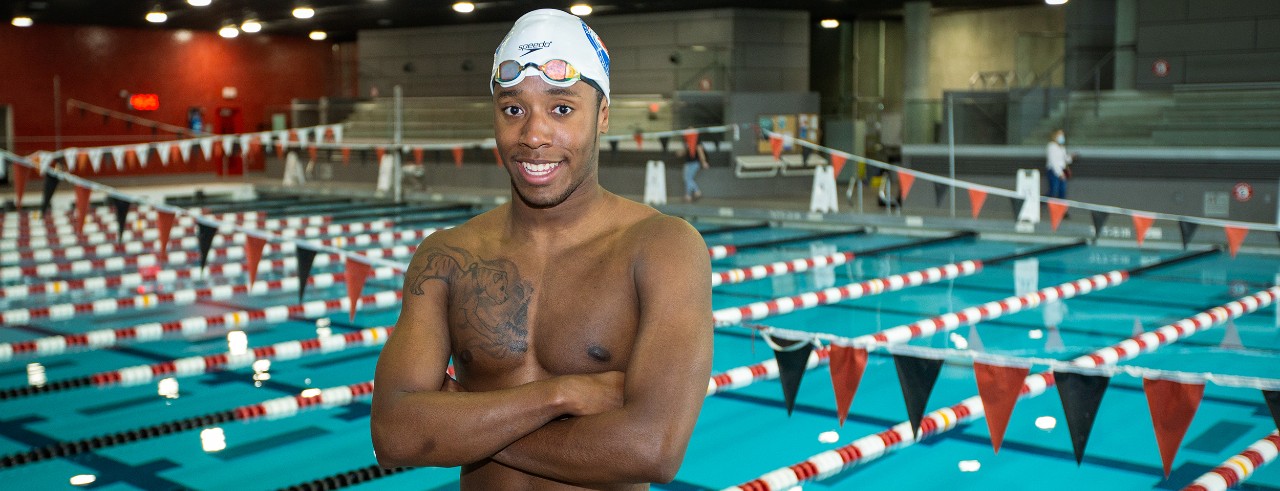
[{"xmin": 1152, "ymin": 58, "xmax": 1170, "ymax": 78}]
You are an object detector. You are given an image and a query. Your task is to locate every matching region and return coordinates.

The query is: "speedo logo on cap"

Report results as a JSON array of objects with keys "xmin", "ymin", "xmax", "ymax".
[{"xmin": 518, "ymin": 41, "xmax": 552, "ymax": 57}]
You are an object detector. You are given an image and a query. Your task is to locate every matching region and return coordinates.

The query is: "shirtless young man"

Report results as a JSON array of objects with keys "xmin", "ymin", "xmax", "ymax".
[{"xmin": 371, "ymin": 9, "xmax": 713, "ymax": 489}]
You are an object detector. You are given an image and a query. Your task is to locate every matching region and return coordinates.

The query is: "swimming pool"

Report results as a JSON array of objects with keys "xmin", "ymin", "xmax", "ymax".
[{"xmin": 1, "ymin": 193, "xmax": 1277, "ymax": 490}]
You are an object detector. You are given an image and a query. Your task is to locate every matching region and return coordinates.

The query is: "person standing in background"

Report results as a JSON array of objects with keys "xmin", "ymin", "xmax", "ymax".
[
  {"xmin": 680, "ymin": 131, "xmax": 709, "ymax": 202},
  {"xmin": 1046, "ymin": 129, "xmax": 1073, "ymax": 199}
]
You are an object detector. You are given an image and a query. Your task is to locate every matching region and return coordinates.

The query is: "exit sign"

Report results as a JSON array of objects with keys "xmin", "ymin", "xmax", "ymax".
[{"xmin": 129, "ymin": 93, "xmax": 159, "ymax": 111}]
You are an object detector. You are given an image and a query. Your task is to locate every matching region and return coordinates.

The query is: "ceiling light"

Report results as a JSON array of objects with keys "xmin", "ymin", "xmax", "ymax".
[
  {"xmin": 145, "ymin": 4, "xmax": 167, "ymax": 23},
  {"xmin": 1045, "ymin": 0, "xmax": 1068, "ymax": 4},
  {"xmin": 569, "ymin": 4, "xmax": 592, "ymax": 16},
  {"xmin": 293, "ymin": 6, "xmax": 315, "ymax": 18},
  {"xmin": 188, "ymin": 0, "xmax": 212, "ymax": 6},
  {"xmin": 218, "ymin": 22, "xmax": 239, "ymax": 38},
  {"xmin": 11, "ymin": 16, "xmax": 33, "ymax": 27},
  {"xmin": 241, "ymin": 19, "xmax": 262, "ymax": 33},
  {"xmin": 452, "ymin": 2, "xmax": 475, "ymax": 14},
  {"xmin": 820, "ymin": 19, "xmax": 839, "ymax": 29},
  {"xmin": 309, "ymin": 30, "xmax": 327, "ymax": 41}
]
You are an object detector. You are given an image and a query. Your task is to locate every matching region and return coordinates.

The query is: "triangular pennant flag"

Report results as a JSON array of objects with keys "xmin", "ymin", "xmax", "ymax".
[
  {"xmin": 86, "ymin": 148, "xmax": 103, "ymax": 173},
  {"xmin": 222, "ymin": 136, "xmax": 235, "ymax": 156},
  {"xmin": 828, "ymin": 345, "xmax": 868, "ymax": 426},
  {"xmin": 633, "ymin": 131, "xmax": 643, "ymax": 151},
  {"xmin": 375, "ymin": 146, "xmax": 386, "ymax": 163},
  {"xmin": 1054, "ymin": 370, "xmax": 1111, "ymax": 465},
  {"xmin": 297, "ymin": 129, "xmax": 310, "ymax": 148},
  {"xmin": 1045, "ymin": 324, "xmax": 1065, "ymax": 352},
  {"xmin": 608, "ymin": 139, "xmax": 618, "ymax": 154},
  {"xmin": 155, "ymin": 210, "xmax": 176, "ymax": 256},
  {"xmin": 452, "ymin": 146, "xmax": 464, "ymax": 167},
  {"xmin": 110, "ymin": 147, "xmax": 126, "ymax": 171},
  {"xmin": 933, "ymin": 182, "xmax": 948, "ymax": 208},
  {"xmin": 330, "ymin": 124, "xmax": 344, "ymax": 143},
  {"xmin": 1048, "ymin": 200, "xmax": 1068, "ymax": 231},
  {"xmin": 156, "ymin": 142, "xmax": 171, "ymax": 166},
  {"xmin": 967, "ymin": 188, "xmax": 988, "ymax": 219},
  {"xmin": 178, "ymin": 140, "xmax": 194, "ymax": 163},
  {"xmin": 1219, "ymin": 319, "xmax": 1244, "ymax": 349},
  {"xmin": 830, "ymin": 153, "xmax": 847, "ymax": 178},
  {"xmin": 1132, "ymin": 214, "xmax": 1154, "ymax": 246},
  {"xmin": 172, "ymin": 145, "xmax": 186, "ymax": 166},
  {"xmin": 1143, "ymin": 378, "xmax": 1204, "ymax": 478},
  {"xmin": 1264, "ymin": 390, "xmax": 1280, "ymax": 433},
  {"xmin": 61, "ymin": 148, "xmax": 78, "ymax": 171},
  {"xmin": 769, "ymin": 134, "xmax": 783, "ymax": 161},
  {"xmin": 12, "ymin": 163, "xmax": 28, "ymax": 210},
  {"xmin": 683, "ymin": 131, "xmax": 698, "ymax": 156},
  {"xmin": 1090, "ymin": 211, "xmax": 1110, "ymax": 238},
  {"xmin": 73, "ymin": 185, "xmax": 92, "ymax": 235},
  {"xmin": 1132, "ymin": 318, "xmax": 1145, "ymax": 337},
  {"xmin": 893, "ymin": 354, "xmax": 945, "ymax": 438},
  {"xmin": 898, "ymin": 172, "xmax": 916, "ymax": 200},
  {"xmin": 296, "ymin": 245, "xmax": 318, "ymax": 303},
  {"xmin": 974, "ymin": 361, "xmax": 1031, "ymax": 454},
  {"xmin": 412, "ymin": 147, "xmax": 424, "ymax": 165},
  {"xmin": 801, "ymin": 145, "xmax": 812, "ymax": 166},
  {"xmin": 307, "ymin": 144, "xmax": 318, "ymax": 161},
  {"xmin": 966, "ymin": 324, "xmax": 985, "ymax": 352},
  {"xmin": 109, "ymin": 196, "xmax": 131, "ymax": 243},
  {"xmin": 75, "ymin": 153, "xmax": 90, "ymax": 174},
  {"xmin": 1008, "ymin": 197, "xmax": 1025, "ymax": 223},
  {"xmin": 198, "ymin": 138, "xmax": 215, "ymax": 161},
  {"xmin": 345, "ymin": 256, "xmax": 373, "ymax": 321},
  {"xmin": 275, "ymin": 141, "xmax": 285, "ymax": 159},
  {"xmin": 40, "ymin": 170, "xmax": 60, "ymax": 214},
  {"xmin": 134, "ymin": 144, "xmax": 151, "ymax": 167},
  {"xmin": 244, "ymin": 235, "xmax": 267, "ymax": 287},
  {"xmin": 196, "ymin": 222, "xmax": 217, "ymax": 271},
  {"xmin": 658, "ymin": 135, "xmax": 670, "ymax": 154},
  {"xmin": 1224, "ymin": 226, "xmax": 1248, "ymax": 258},
  {"xmin": 1178, "ymin": 221, "xmax": 1199, "ymax": 249},
  {"xmin": 341, "ymin": 147, "xmax": 352, "ymax": 165},
  {"xmin": 239, "ymin": 134, "xmax": 253, "ymax": 155},
  {"xmin": 770, "ymin": 336, "xmax": 815, "ymax": 416}
]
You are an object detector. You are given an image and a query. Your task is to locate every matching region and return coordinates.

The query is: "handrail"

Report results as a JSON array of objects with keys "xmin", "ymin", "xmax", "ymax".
[{"xmin": 66, "ymin": 99, "xmax": 202, "ymax": 138}]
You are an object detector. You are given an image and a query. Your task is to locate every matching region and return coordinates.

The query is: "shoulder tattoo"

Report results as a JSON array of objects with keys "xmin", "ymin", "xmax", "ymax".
[{"xmin": 408, "ymin": 245, "xmax": 532, "ymax": 358}]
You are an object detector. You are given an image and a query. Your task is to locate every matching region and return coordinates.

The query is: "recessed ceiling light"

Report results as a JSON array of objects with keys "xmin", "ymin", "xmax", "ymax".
[
  {"xmin": 293, "ymin": 6, "xmax": 316, "ymax": 19},
  {"xmin": 146, "ymin": 5, "xmax": 167, "ymax": 23},
  {"xmin": 219, "ymin": 22, "xmax": 239, "ymax": 38},
  {"xmin": 188, "ymin": 0, "xmax": 212, "ymax": 6},
  {"xmin": 11, "ymin": 16, "xmax": 33, "ymax": 27},
  {"xmin": 452, "ymin": 2, "xmax": 475, "ymax": 14},
  {"xmin": 820, "ymin": 19, "xmax": 839, "ymax": 29},
  {"xmin": 241, "ymin": 19, "xmax": 262, "ymax": 33},
  {"xmin": 309, "ymin": 30, "xmax": 328, "ymax": 41},
  {"xmin": 569, "ymin": 4, "xmax": 592, "ymax": 16},
  {"xmin": 1045, "ymin": 0, "xmax": 1068, "ymax": 4}
]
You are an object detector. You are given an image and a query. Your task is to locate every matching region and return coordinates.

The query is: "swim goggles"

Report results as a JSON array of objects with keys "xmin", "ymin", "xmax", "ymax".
[{"xmin": 493, "ymin": 59, "xmax": 582, "ymax": 88}]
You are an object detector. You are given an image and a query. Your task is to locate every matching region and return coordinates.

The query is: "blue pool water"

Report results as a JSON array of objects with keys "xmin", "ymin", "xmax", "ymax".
[{"xmin": 1, "ymin": 195, "xmax": 1277, "ymax": 490}]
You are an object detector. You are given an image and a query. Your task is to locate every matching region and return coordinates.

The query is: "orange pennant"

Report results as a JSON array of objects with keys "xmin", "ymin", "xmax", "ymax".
[
  {"xmin": 683, "ymin": 130, "xmax": 698, "ymax": 155},
  {"xmin": 345, "ymin": 257, "xmax": 373, "ymax": 321},
  {"xmin": 1143, "ymin": 378, "xmax": 1204, "ymax": 478},
  {"xmin": 973, "ymin": 362, "xmax": 1031, "ymax": 454},
  {"xmin": 769, "ymin": 134, "xmax": 783, "ymax": 161},
  {"xmin": 633, "ymin": 132, "xmax": 644, "ymax": 151},
  {"xmin": 73, "ymin": 185, "xmax": 92, "ymax": 235},
  {"xmin": 340, "ymin": 147, "xmax": 351, "ymax": 165},
  {"xmin": 375, "ymin": 147, "xmax": 386, "ymax": 163},
  {"xmin": 828, "ymin": 345, "xmax": 868, "ymax": 427},
  {"xmin": 830, "ymin": 154, "xmax": 847, "ymax": 178},
  {"xmin": 275, "ymin": 142, "xmax": 285, "ymax": 160},
  {"xmin": 155, "ymin": 210, "xmax": 176, "ymax": 256},
  {"xmin": 1132, "ymin": 214, "xmax": 1154, "ymax": 246},
  {"xmin": 413, "ymin": 147, "xmax": 424, "ymax": 165},
  {"xmin": 898, "ymin": 171, "xmax": 916, "ymax": 200},
  {"xmin": 1224, "ymin": 226, "xmax": 1248, "ymax": 258},
  {"xmin": 1048, "ymin": 200, "xmax": 1069, "ymax": 231},
  {"xmin": 452, "ymin": 147, "xmax": 464, "ymax": 168},
  {"xmin": 308, "ymin": 145, "xmax": 318, "ymax": 161},
  {"xmin": 968, "ymin": 188, "xmax": 988, "ymax": 219},
  {"xmin": 124, "ymin": 149, "xmax": 139, "ymax": 169},
  {"xmin": 12, "ymin": 163, "xmax": 28, "ymax": 210},
  {"xmin": 244, "ymin": 235, "xmax": 267, "ymax": 287},
  {"xmin": 76, "ymin": 154, "xmax": 90, "ymax": 174},
  {"xmin": 171, "ymin": 146, "xmax": 184, "ymax": 166},
  {"xmin": 493, "ymin": 147, "xmax": 503, "ymax": 167}
]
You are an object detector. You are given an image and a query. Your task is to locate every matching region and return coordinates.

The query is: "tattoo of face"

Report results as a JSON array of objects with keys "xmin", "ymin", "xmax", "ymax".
[{"xmin": 410, "ymin": 245, "xmax": 532, "ymax": 358}]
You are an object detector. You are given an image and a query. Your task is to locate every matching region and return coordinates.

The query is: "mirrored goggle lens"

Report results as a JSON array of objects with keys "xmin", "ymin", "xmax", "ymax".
[{"xmin": 495, "ymin": 59, "xmax": 580, "ymax": 83}]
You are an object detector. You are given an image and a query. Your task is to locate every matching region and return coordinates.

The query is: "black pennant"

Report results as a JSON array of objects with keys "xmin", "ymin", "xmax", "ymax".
[
  {"xmin": 1090, "ymin": 211, "xmax": 1110, "ymax": 238},
  {"xmin": 108, "ymin": 196, "xmax": 131, "ymax": 242},
  {"xmin": 1265, "ymin": 390, "xmax": 1280, "ymax": 433},
  {"xmin": 801, "ymin": 146, "xmax": 813, "ymax": 165},
  {"xmin": 933, "ymin": 182, "xmax": 949, "ymax": 208},
  {"xmin": 40, "ymin": 172, "xmax": 60, "ymax": 215},
  {"xmin": 1178, "ymin": 221, "xmax": 1199, "ymax": 250},
  {"xmin": 196, "ymin": 222, "xmax": 217, "ymax": 272},
  {"xmin": 658, "ymin": 136, "xmax": 670, "ymax": 153},
  {"xmin": 893, "ymin": 354, "xmax": 944, "ymax": 438},
  {"xmin": 770, "ymin": 337, "xmax": 815, "ymax": 416},
  {"xmin": 1054, "ymin": 370, "xmax": 1111, "ymax": 465},
  {"xmin": 296, "ymin": 245, "xmax": 318, "ymax": 304},
  {"xmin": 1009, "ymin": 197, "xmax": 1025, "ymax": 222},
  {"xmin": 608, "ymin": 139, "xmax": 618, "ymax": 154}
]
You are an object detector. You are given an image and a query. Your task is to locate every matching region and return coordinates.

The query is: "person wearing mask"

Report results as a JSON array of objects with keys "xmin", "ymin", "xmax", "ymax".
[{"xmin": 1046, "ymin": 129, "xmax": 1073, "ymax": 199}]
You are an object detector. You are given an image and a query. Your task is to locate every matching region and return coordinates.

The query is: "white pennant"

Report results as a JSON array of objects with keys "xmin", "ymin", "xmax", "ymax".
[
  {"xmin": 110, "ymin": 147, "xmax": 126, "ymax": 171},
  {"xmin": 222, "ymin": 136, "xmax": 235, "ymax": 155},
  {"xmin": 134, "ymin": 144, "xmax": 151, "ymax": 168},
  {"xmin": 177, "ymin": 140, "xmax": 194, "ymax": 164},
  {"xmin": 63, "ymin": 148, "xmax": 79, "ymax": 169},
  {"xmin": 297, "ymin": 129, "xmax": 310, "ymax": 148},
  {"xmin": 37, "ymin": 151, "xmax": 52, "ymax": 173},
  {"xmin": 331, "ymin": 124, "xmax": 344, "ymax": 143},
  {"xmin": 259, "ymin": 132, "xmax": 272, "ymax": 146},
  {"xmin": 87, "ymin": 148, "xmax": 104, "ymax": 173},
  {"xmin": 198, "ymin": 137, "xmax": 215, "ymax": 160},
  {"xmin": 157, "ymin": 142, "xmax": 172, "ymax": 166},
  {"xmin": 276, "ymin": 131, "xmax": 289, "ymax": 149}
]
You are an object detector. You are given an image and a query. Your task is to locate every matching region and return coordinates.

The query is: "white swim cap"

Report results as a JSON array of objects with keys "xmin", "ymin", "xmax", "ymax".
[{"xmin": 491, "ymin": 9, "xmax": 610, "ymax": 104}]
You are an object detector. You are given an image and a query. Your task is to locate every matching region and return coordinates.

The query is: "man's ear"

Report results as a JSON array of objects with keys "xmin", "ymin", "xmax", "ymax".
[{"xmin": 598, "ymin": 102, "xmax": 610, "ymax": 135}]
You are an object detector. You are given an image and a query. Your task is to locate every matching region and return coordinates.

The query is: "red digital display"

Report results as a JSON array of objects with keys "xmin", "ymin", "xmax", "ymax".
[{"xmin": 129, "ymin": 93, "xmax": 159, "ymax": 111}]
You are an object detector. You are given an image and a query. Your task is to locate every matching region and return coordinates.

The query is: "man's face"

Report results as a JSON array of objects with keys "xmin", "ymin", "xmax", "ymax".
[{"xmin": 493, "ymin": 76, "xmax": 609, "ymax": 209}]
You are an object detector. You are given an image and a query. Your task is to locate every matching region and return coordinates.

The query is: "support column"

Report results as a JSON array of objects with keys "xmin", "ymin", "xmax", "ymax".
[
  {"xmin": 903, "ymin": 1, "xmax": 932, "ymax": 144},
  {"xmin": 1114, "ymin": 0, "xmax": 1137, "ymax": 90}
]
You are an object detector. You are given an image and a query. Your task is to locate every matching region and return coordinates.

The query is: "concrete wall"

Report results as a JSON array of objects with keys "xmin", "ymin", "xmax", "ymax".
[
  {"xmin": 929, "ymin": 5, "xmax": 1066, "ymax": 97},
  {"xmin": 1135, "ymin": 0, "xmax": 1280, "ymax": 88}
]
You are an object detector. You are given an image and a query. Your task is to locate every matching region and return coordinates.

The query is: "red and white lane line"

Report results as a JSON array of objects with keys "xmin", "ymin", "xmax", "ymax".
[
  {"xmin": 0, "ymin": 226, "xmax": 433, "ymax": 265},
  {"xmin": 0, "ymin": 267, "xmax": 399, "ymax": 325},
  {"xmin": 0, "ymin": 218, "xmax": 386, "ymax": 251},
  {"xmin": 5, "ymin": 214, "xmax": 330, "ymax": 240},
  {"xmin": 0, "ymin": 244, "xmax": 416, "ymax": 300},
  {"xmin": 713, "ymin": 260, "xmax": 982, "ymax": 327},
  {"xmin": 1183, "ymin": 431, "xmax": 1280, "ymax": 491},
  {"xmin": 0, "ymin": 290, "xmax": 402, "ymax": 363},
  {"xmin": 94, "ymin": 326, "xmax": 394, "ymax": 387},
  {"xmin": 711, "ymin": 251, "xmax": 856, "ymax": 287},
  {"xmin": 709, "ymin": 245, "xmax": 737, "ymax": 260},
  {"xmin": 0, "ymin": 206, "xmax": 236, "ymax": 226},
  {"xmin": 706, "ymin": 270, "xmax": 1128, "ymax": 395},
  {"xmin": 721, "ymin": 287, "xmax": 1280, "ymax": 491}
]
